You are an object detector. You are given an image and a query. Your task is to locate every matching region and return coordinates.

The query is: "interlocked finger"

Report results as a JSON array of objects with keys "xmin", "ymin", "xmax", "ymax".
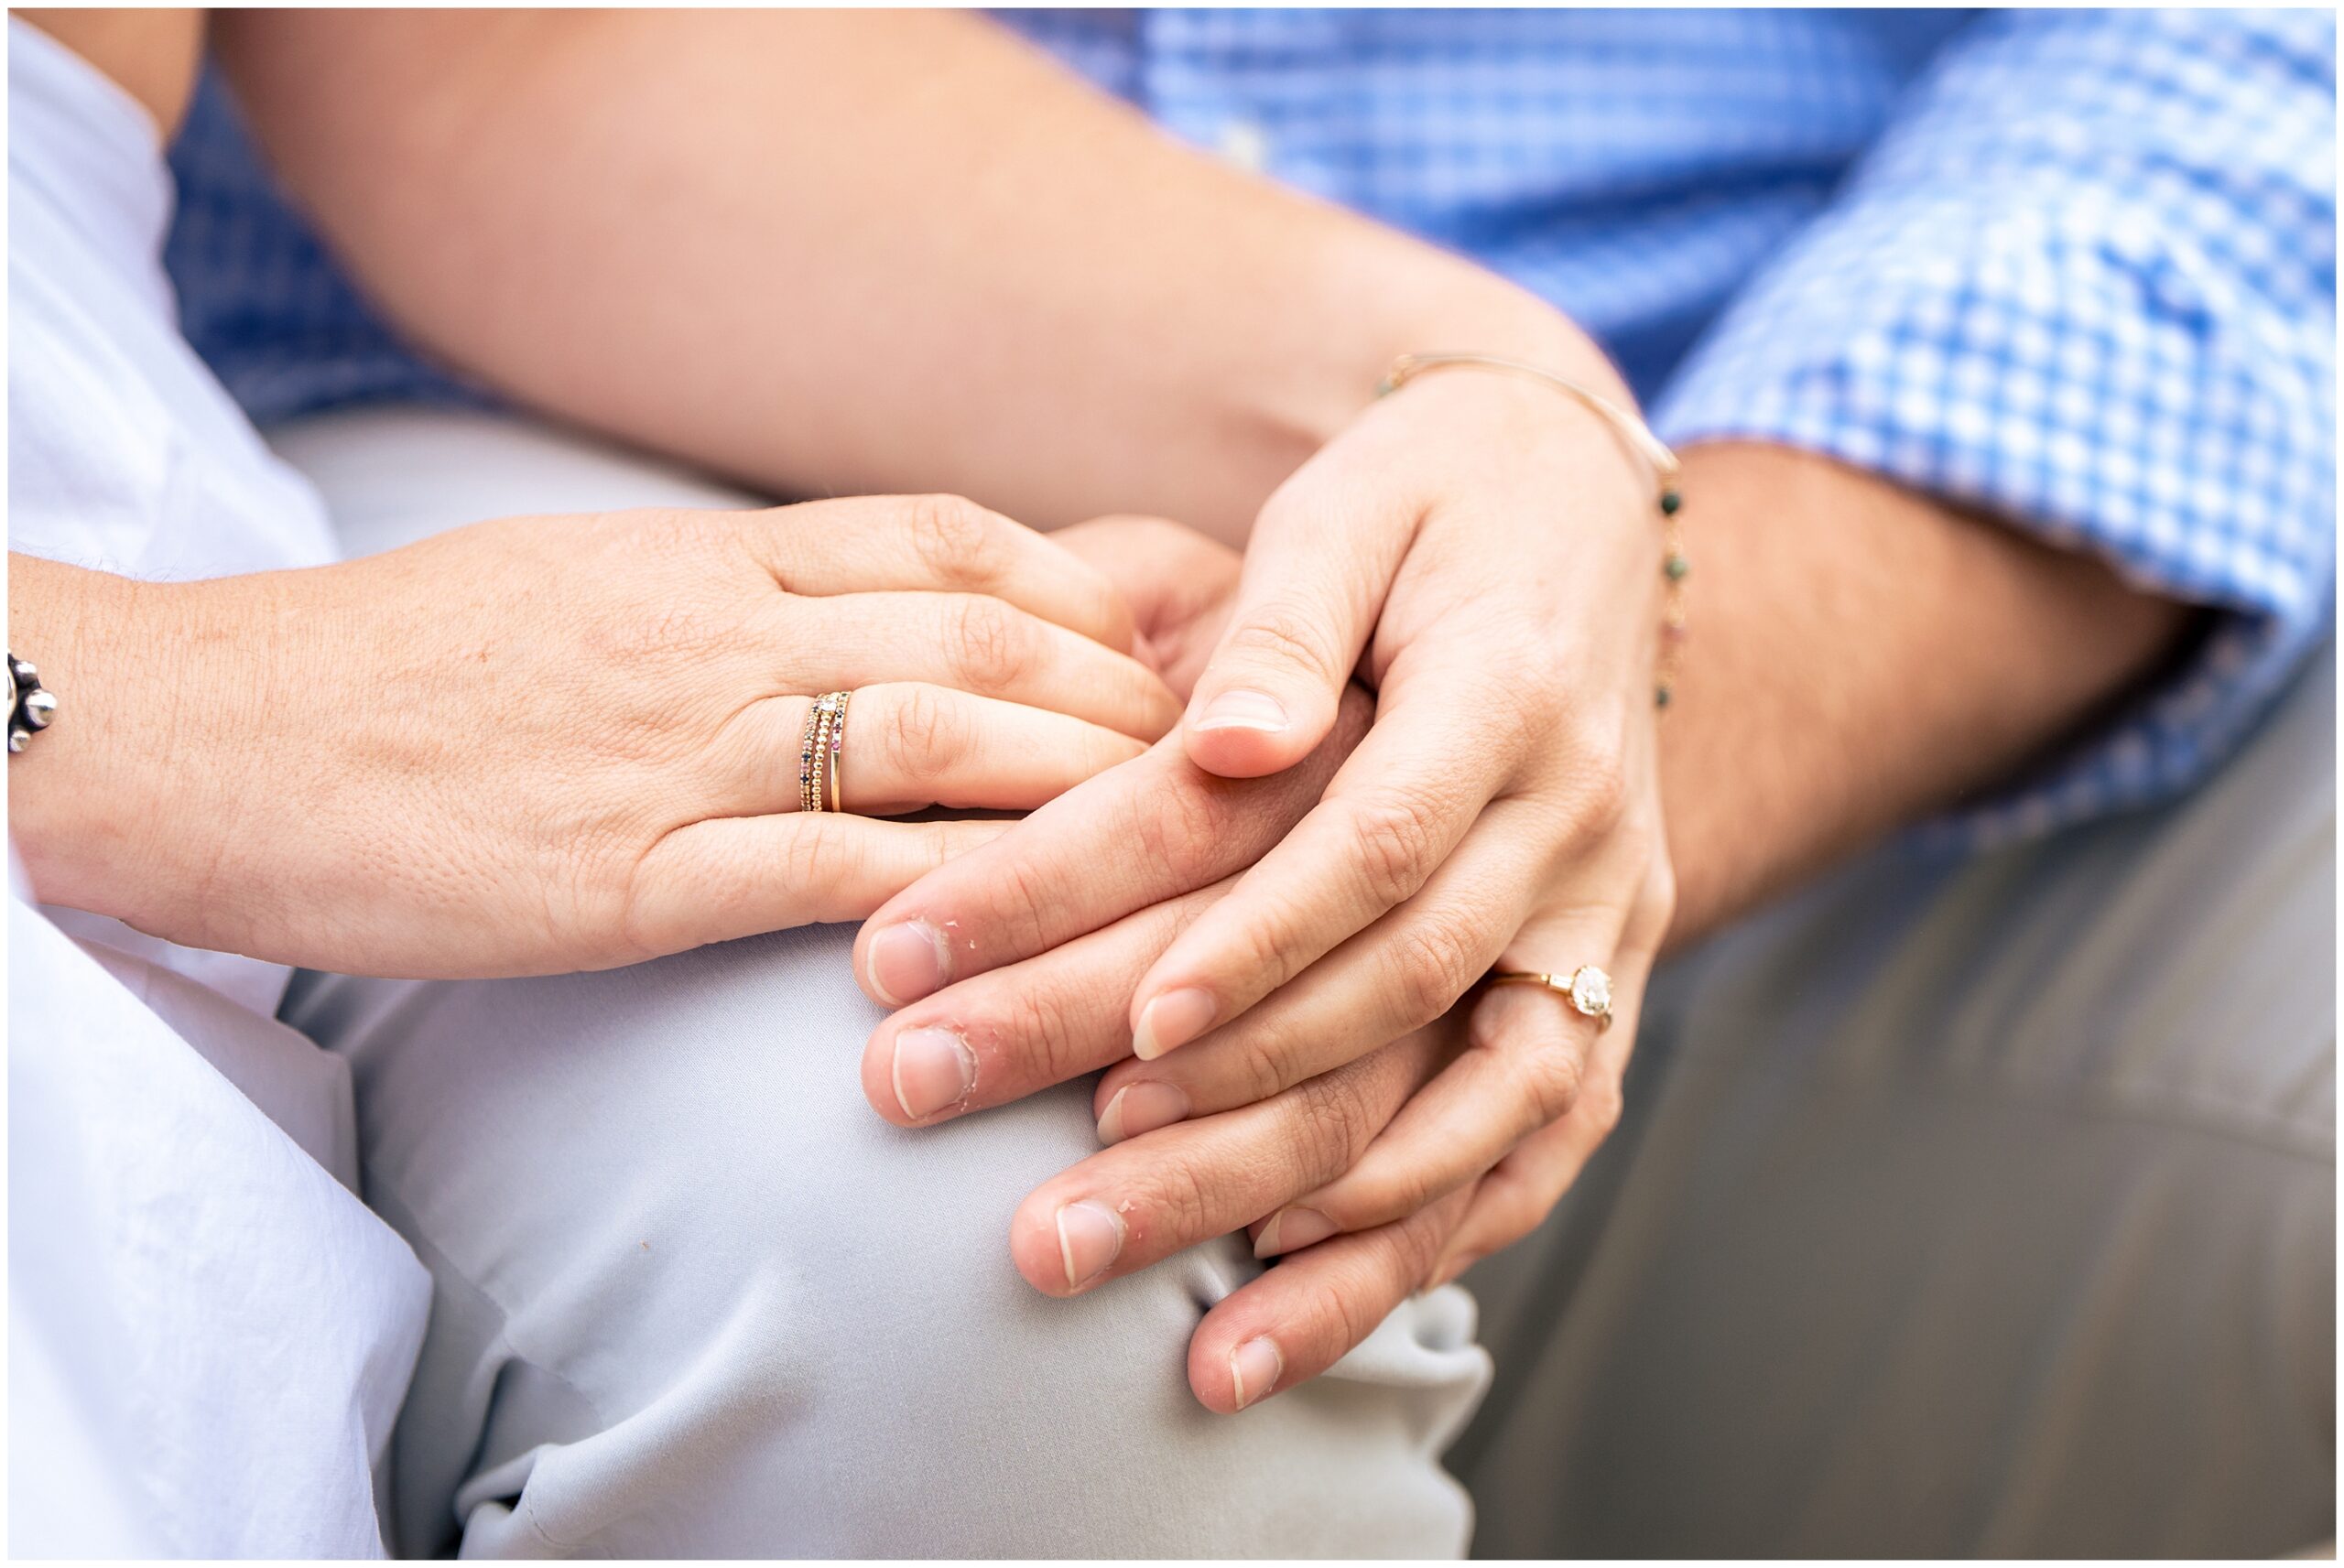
[
  {"xmin": 1424, "ymin": 937, "xmax": 1655, "ymax": 1287},
  {"xmin": 1089, "ymin": 800, "xmax": 1562, "ymax": 1141},
  {"xmin": 853, "ymin": 689, "xmax": 1375, "ymax": 1009},
  {"xmin": 1005, "ymin": 1027, "xmax": 1446, "ymax": 1299},
  {"xmin": 858, "ymin": 879, "xmax": 1230, "ymax": 1126},
  {"xmin": 1252, "ymin": 900, "xmax": 1632, "ymax": 1253},
  {"xmin": 1123, "ymin": 665, "xmax": 1544, "ymax": 1061}
]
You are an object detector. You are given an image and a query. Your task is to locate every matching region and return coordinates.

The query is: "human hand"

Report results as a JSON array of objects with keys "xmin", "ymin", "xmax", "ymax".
[
  {"xmin": 1036, "ymin": 996, "xmax": 1651, "ymax": 1414},
  {"xmin": 852, "ymin": 362, "xmax": 1675, "ymax": 1406},
  {"xmin": 1111, "ymin": 356, "xmax": 1677, "ymax": 1253},
  {"xmin": 849, "ymin": 686, "xmax": 1655, "ymax": 1412},
  {"xmin": 861, "ymin": 808, "xmax": 1641, "ymax": 1414},
  {"xmin": 11, "ymin": 496, "xmax": 1176, "ymax": 979}
]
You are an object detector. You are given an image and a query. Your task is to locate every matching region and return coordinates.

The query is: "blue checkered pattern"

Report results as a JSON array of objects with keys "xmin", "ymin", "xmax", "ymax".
[
  {"xmin": 167, "ymin": 73, "xmax": 498, "ymax": 420},
  {"xmin": 163, "ymin": 8, "xmax": 2335, "ymax": 848},
  {"xmin": 1653, "ymin": 9, "xmax": 2338, "ymax": 846}
]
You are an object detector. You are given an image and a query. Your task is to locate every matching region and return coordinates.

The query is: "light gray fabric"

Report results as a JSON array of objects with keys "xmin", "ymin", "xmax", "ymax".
[
  {"xmin": 271, "ymin": 408, "xmax": 1488, "ymax": 1559},
  {"xmin": 1457, "ymin": 636, "xmax": 2337, "ymax": 1557},
  {"xmin": 280, "ymin": 926, "xmax": 1487, "ymax": 1559}
]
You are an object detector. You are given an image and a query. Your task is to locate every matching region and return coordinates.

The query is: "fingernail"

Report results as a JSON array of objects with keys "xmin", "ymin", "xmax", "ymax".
[
  {"xmin": 1253, "ymin": 1206, "xmax": 1336, "ymax": 1259},
  {"xmin": 866, "ymin": 919, "xmax": 950, "ymax": 1005},
  {"xmin": 890, "ymin": 1027, "xmax": 976, "ymax": 1120},
  {"xmin": 1096, "ymin": 1081, "xmax": 1191, "ymax": 1145},
  {"xmin": 1055, "ymin": 1199, "xmax": 1125, "ymax": 1290},
  {"xmin": 1229, "ymin": 1336, "xmax": 1284, "ymax": 1410},
  {"xmin": 1192, "ymin": 688, "xmax": 1289, "ymax": 734},
  {"xmin": 1133, "ymin": 988, "xmax": 1216, "ymax": 1061}
]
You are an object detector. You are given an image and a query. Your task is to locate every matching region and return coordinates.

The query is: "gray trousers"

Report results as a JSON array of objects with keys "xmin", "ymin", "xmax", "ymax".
[
  {"xmin": 275, "ymin": 410, "xmax": 2333, "ymax": 1557},
  {"xmin": 1459, "ymin": 632, "xmax": 2337, "ymax": 1557}
]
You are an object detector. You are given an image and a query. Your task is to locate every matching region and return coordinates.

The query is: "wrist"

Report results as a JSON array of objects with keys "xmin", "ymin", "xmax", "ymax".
[
  {"xmin": 1245, "ymin": 256, "xmax": 1622, "ymax": 481},
  {"xmin": 7, "ymin": 557, "xmax": 245, "ymax": 941},
  {"xmin": 1388, "ymin": 285, "xmax": 1632, "ymax": 415}
]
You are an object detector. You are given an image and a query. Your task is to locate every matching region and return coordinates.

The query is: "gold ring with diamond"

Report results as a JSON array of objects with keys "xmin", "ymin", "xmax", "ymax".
[{"xmin": 1487, "ymin": 965, "xmax": 1613, "ymax": 1031}]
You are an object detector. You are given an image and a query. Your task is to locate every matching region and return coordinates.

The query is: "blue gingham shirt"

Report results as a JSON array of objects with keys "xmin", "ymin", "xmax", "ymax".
[{"xmin": 164, "ymin": 8, "xmax": 2336, "ymax": 849}]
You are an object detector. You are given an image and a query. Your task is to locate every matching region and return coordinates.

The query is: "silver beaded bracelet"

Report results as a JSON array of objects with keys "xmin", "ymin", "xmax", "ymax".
[{"xmin": 8, "ymin": 654, "xmax": 57, "ymax": 753}]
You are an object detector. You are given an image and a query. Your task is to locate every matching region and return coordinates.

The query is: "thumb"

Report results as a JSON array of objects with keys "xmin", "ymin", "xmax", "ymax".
[{"xmin": 1184, "ymin": 482, "xmax": 1407, "ymax": 778}]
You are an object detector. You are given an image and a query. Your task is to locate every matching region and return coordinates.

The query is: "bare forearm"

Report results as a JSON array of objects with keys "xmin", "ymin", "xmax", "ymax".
[
  {"xmin": 1658, "ymin": 442, "xmax": 2197, "ymax": 944},
  {"xmin": 212, "ymin": 9, "xmax": 1586, "ymax": 541}
]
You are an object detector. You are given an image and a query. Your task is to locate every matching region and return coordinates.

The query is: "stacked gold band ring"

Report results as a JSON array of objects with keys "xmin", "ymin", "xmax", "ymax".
[
  {"xmin": 1488, "ymin": 965, "xmax": 1614, "ymax": 1031},
  {"xmin": 798, "ymin": 690, "xmax": 853, "ymax": 814}
]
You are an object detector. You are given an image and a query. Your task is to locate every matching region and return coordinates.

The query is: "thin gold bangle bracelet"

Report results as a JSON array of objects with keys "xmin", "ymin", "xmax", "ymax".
[
  {"xmin": 1377, "ymin": 351, "xmax": 1680, "ymax": 498},
  {"xmin": 1377, "ymin": 351, "xmax": 1689, "ymax": 708}
]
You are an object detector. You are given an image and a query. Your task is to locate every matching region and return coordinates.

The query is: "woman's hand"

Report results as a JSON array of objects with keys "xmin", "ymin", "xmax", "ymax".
[{"xmin": 9, "ymin": 495, "xmax": 1176, "ymax": 979}]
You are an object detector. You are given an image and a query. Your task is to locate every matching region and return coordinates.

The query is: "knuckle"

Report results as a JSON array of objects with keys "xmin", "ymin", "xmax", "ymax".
[
  {"xmin": 778, "ymin": 816, "xmax": 862, "ymax": 895},
  {"xmin": 1576, "ymin": 1074, "xmax": 1625, "ymax": 1141},
  {"xmin": 1146, "ymin": 1155, "xmax": 1220, "ymax": 1244},
  {"xmin": 1387, "ymin": 1210, "xmax": 1451, "ymax": 1283},
  {"xmin": 992, "ymin": 977, "xmax": 1089, "ymax": 1086},
  {"xmin": 1312, "ymin": 1265, "xmax": 1388, "ymax": 1354},
  {"xmin": 985, "ymin": 849, "xmax": 1058, "ymax": 952},
  {"xmin": 1481, "ymin": 1187, "xmax": 1547, "ymax": 1252},
  {"xmin": 950, "ymin": 597, "xmax": 1037, "ymax": 694},
  {"xmin": 1293, "ymin": 1067, "xmax": 1382, "ymax": 1178},
  {"xmin": 1610, "ymin": 812, "xmax": 1660, "ymax": 874},
  {"xmin": 1642, "ymin": 853, "xmax": 1680, "ymax": 936},
  {"xmin": 1214, "ymin": 891, "xmax": 1312, "ymax": 997},
  {"xmin": 1560, "ymin": 732, "xmax": 1630, "ymax": 843},
  {"xmin": 1229, "ymin": 1021, "xmax": 1301, "ymax": 1107},
  {"xmin": 918, "ymin": 817, "xmax": 979, "ymax": 881},
  {"xmin": 1127, "ymin": 773, "xmax": 1231, "ymax": 886},
  {"xmin": 1346, "ymin": 789, "xmax": 1448, "ymax": 909},
  {"xmin": 1222, "ymin": 600, "xmax": 1348, "ymax": 690},
  {"xmin": 1477, "ymin": 644, "xmax": 1551, "ymax": 725},
  {"xmin": 905, "ymin": 493, "xmax": 1007, "ymax": 585},
  {"xmin": 1059, "ymin": 554, "xmax": 1130, "ymax": 641},
  {"xmin": 1346, "ymin": 1154, "xmax": 1438, "ymax": 1228},
  {"xmin": 1521, "ymin": 1044, "xmax": 1587, "ymax": 1128},
  {"xmin": 1385, "ymin": 915, "xmax": 1484, "ymax": 1026},
  {"xmin": 1457, "ymin": 651, "xmax": 1551, "ymax": 759},
  {"xmin": 887, "ymin": 685, "xmax": 972, "ymax": 784}
]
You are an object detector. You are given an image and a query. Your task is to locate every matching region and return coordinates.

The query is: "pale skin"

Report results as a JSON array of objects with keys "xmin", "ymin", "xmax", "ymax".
[
  {"xmin": 8, "ymin": 504, "xmax": 1178, "ymax": 977},
  {"xmin": 14, "ymin": 11, "xmax": 2190, "ymax": 1413}
]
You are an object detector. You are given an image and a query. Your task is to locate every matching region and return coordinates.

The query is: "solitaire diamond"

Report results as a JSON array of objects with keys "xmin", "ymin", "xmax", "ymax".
[{"xmin": 1568, "ymin": 966, "xmax": 1612, "ymax": 1018}]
